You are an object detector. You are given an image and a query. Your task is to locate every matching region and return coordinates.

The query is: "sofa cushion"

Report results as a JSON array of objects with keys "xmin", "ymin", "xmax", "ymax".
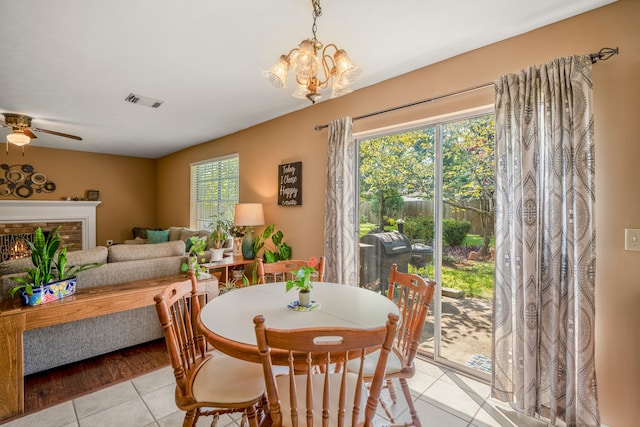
[
  {"xmin": 146, "ymin": 229, "xmax": 170, "ymax": 244},
  {"xmin": 123, "ymin": 237, "xmax": 147, "ymax": 244},
  {"xmin": 108, "ymin": 240, "xmax": 186, "ymax": 263},
  {"xmin": 0, "ymin": 246, "xmax": 108, "ymax": 277},
  {"xmin": 0, "ymin": 256, "xmax": 34, "ymax": 277},
  {"xmin": 169, "ymin": 226, "xmax": 185, "ymax": 241},
  {"xmin": 179, "ymin": 229, "xmax": 200, "ymax": 244},
  {"xmin": 132, "ymin": 227, "xmax": 161, "ymax": 239}
]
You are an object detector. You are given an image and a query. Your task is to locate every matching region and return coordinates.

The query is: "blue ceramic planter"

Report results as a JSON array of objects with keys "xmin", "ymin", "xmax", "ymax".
[{"xmin": 20, "ymin": 276, "xmax": 77, "ymax": 306}]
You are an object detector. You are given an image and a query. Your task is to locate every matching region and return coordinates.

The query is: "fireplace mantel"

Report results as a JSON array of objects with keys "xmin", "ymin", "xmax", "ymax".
[{"xmin": 0, "ymin": 200, "xmax": 101, "ymax": 249}]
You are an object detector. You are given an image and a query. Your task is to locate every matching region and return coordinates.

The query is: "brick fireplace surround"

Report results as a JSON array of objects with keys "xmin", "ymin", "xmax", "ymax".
[{"xmin": 0, "ymin": 200, "xmax": 101, "ymax": 262}]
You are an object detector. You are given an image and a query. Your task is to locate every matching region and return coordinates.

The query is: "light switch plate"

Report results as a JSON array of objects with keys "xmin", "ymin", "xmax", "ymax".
[{"xmin": 624, "ymin": 229, "xmax": 640, "ymax": 251}]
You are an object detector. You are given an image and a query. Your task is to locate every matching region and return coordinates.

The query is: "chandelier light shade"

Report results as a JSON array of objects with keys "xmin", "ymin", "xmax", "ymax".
[
  {"xmin": 262, "ymin": 0, "xmax": 361, "ymax": 104},
  {"xmin": 7, "ymin": 132, "xmax": 30, "ymax": 146}
]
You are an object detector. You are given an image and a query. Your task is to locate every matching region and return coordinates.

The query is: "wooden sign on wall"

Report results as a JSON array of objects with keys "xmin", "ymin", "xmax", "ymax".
[{"xmin": 278, "ymin": 161, "xmax": 302, "ymax": 206}]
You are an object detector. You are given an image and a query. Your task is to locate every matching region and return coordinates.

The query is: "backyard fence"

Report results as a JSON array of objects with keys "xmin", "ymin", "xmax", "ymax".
[{"xmin": 360, "ymin": 199, "xmax": 490, "ymax": 236}]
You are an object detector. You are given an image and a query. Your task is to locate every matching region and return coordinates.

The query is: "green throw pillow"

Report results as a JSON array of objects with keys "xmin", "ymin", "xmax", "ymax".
[
  {"xmin": 146, "ymin": 229, "xmax": 169, "ymax": 244},
  {"xmin": 185, "ymin": 237, "xmax": 194, "ymax": 252}
]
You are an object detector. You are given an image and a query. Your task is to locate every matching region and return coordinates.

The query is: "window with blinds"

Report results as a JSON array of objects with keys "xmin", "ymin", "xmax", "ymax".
[{"xmin": 190, "ymin": 154, "xmax": 239, "ymax": 230}]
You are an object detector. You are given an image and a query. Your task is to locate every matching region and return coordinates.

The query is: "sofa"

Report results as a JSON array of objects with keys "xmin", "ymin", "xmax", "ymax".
[
  {"xmin": 0, "ymin": 240, "xmax": 218, "ymax": 375},
  {"xmin": 124, "ymin": 226, "xmax": 216, "ymax": 246}
]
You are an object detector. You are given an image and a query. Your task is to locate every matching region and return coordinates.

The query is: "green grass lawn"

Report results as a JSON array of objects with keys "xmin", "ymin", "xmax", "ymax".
[
  {"xmin": 359, "ymin": 223, "xmax": 395, "ymax": 237},
  {"xmin": 360, "ymin": 224, "xmax": 495, "ymax": 299},
  {"xmin": 410, "ymin": 260, "xmax": 494, "ymax": 300},
  {"xmin": 463, "ymin": 234, "xmax": 495, "ymax": 248}
]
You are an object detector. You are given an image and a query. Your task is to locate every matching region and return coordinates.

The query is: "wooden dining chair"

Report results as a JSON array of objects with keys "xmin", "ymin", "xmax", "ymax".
[
  {"xmin": 253, "ymin": 312, "xmax": 398, "ymax": 427},
  {"xmin": 154, "ymin": 272, "xmax": 265, "ymax": 427},
  {"xmin": 346, "ymin": 263, "xmax": 435, "ymax": 427},
  {"xmin": 256, "ymin": 256, "xmax": 326, "ymax": 284}
]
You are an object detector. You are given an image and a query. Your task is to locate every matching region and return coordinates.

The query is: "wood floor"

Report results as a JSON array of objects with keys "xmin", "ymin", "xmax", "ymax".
[{"xmin": 23, "ymin": 339, "xmax": 170, "ymax": 414}]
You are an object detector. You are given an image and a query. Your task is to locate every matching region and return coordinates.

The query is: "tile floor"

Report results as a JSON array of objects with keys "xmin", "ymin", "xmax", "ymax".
[{"xmin": 2, "ymin": 357, "xmax": 559, "ymax": 427}]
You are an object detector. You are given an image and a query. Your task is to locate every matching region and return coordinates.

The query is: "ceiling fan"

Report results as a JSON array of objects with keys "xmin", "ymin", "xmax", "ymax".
[{"xmin": 1, "ymin": 113, "xmax": 82, "ymax": 153}]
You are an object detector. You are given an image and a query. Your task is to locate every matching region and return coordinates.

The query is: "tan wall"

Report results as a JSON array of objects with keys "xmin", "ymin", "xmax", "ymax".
[
  {"xmin": 157, "ymin": 1, "xmax": 639, "ymax": 424},
  {"xmin": 0, "ymin": 147, "xmax": 157, "ymax": 245}
]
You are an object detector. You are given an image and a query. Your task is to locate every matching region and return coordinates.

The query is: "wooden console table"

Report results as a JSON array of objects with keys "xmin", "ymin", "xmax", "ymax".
[
  {"xmin": 202, "ymin": 255, "xmax": 254, "ymax": 285},
  {"xmin": 0, "ymin": 274, "xmax": 217, "ymax": 422}
]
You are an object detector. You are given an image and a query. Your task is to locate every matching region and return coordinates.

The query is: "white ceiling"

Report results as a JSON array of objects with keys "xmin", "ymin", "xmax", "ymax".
[{"xmin": 0, "ymin": 0, "xmax": 615, "ymax": 159}]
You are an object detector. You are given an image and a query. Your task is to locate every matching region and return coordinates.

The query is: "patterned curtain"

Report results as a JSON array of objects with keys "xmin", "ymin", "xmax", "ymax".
[
  {"xmin": 493, "ymin": 55, "xmax": 600, "ymax": 426},
  {"xmin": 324, "ymin": 117, "xmax": 358, "ymax": 285}
]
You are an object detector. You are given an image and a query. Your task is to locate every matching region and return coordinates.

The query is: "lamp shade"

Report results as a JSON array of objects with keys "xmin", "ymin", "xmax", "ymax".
[{"xmin": 234, "ymin": 203, "xmax": 265, "ymax": 226}]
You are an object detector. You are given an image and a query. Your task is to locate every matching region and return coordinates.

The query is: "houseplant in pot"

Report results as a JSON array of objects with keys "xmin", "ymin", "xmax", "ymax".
[
  {"xmin": 208, "ymin": 218, "xmax": 231, "ymax": 262},
  {"xmin": 285, "ymin": 257, "xmax": 319, "ymax": 308},
  {"xmin": 181, "ymin": 236, "xmax": 210, "ymax": 279},
  {"xmin": 253, "ymin": 224, "xmax": 292, "ymax": 263},
  {"xmin": 8, "ymin": 226, "xmax": 102, "ymax": 306}
]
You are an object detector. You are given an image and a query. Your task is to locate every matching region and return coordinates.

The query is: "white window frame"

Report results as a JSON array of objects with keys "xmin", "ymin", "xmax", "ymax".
[{"xmin": 190, "ymin": 153, "xmax": 239, "ymax": 230}]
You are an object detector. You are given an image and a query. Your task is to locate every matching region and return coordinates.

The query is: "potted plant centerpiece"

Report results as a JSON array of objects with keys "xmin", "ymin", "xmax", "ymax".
[
  {"xmin": 285, "ymin": 257, "xmax": 319, "ymax": 308},
  {"xmin": 8, "ymin": 226, "xmax": 102, "ymax": 306},
  {"xmin": 208, "ymin": 218, "xmax": 231, "ymax": 262}
]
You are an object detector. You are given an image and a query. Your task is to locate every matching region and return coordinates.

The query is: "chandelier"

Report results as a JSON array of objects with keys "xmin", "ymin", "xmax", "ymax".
[{"xmin": 262, "ymin": 0, "xmax": 361, "ymax": 104}]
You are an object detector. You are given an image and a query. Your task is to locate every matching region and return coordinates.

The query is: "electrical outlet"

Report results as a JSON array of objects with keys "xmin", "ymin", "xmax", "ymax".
[
  {"xmin": 624, "ymin": 229, "xmax": 640, "ymax": 251},
  {"xmin": 106, "ymin": 239, "xmax": 114, "ymax": 246}
]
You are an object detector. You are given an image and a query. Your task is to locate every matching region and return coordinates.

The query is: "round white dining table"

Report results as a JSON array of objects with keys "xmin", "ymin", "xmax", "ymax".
[{"xmin": 197, "ymin": 282, "xmax": 399, "ymax": 364}]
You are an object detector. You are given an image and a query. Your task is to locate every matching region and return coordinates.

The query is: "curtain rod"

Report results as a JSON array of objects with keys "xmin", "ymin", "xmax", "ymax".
[{"xmin": 314, "ymin": 46, "xmax": 619, "ymax": 131}]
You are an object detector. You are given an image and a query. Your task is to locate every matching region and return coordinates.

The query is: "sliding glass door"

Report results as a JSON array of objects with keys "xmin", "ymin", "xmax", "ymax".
[{"xmin": 356, "ymin": 108, "xmax": 495, "ymax": 379}]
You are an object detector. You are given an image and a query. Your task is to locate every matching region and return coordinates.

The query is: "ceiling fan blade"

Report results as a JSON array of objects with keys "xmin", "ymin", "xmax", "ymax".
[
  {"xmin": 23, "ymin": 129, "xmax": 38, "ymax": 139},
  {"xmin": 32, "ymin": 127, "xmax": 83, "ymax": 141}
]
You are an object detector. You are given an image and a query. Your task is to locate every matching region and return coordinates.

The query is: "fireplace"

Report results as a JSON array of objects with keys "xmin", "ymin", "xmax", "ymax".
[
  {"xmin": 0, "ymin": 233, "xmax": 33, "ymax": 261},
  {"xmin": 0, "ymin": 224, "xmax": 84, "ymax": 262},
  {"xmin": 0, "ymin": 200, "xmax": 101, "ymax": 263}
]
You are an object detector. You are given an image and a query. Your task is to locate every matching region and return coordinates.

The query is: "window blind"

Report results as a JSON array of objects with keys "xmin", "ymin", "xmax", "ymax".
[{"xmin": 190, "ymin": 154, "xmax": 239, "ymax": 230}]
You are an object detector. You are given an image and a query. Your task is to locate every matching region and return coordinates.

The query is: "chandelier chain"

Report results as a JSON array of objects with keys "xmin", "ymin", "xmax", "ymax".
[{"xmin": 311, "ymin": 0, "xmax": 322, "ymax": 42}]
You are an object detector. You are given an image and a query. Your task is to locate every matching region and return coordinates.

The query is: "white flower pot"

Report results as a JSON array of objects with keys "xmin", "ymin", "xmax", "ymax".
[
  {"xmin": 211, "ymin": 248, "xmax": 225, "ymax": 262},
  {"xmin": 298, "ymin": 290, "xmax": 311, "ymax": 307}
]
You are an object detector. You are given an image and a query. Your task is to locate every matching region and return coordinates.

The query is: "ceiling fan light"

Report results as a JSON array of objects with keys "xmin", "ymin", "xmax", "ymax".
[
  {"xmin": 333, "ymin": 49, "xmax": 362, "ymax": 85},
  {"xmin": 290, "ymin": 40, "xmax": 320, "ymax": 79},
  {"xmin": 7, "ymin": 132, "xmax": 30, "ymax": 146},
  {"xmin": 262, "ymin": 55, "xmax": 290, "ymax": 89}
]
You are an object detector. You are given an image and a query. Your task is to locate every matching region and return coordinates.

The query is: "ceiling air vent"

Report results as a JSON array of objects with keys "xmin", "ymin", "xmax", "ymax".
[{"xmin": 124, "ymin": 93, "xmax": 164, "ymax": 108}]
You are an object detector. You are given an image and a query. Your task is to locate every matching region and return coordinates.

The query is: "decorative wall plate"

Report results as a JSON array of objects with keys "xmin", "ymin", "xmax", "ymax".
[{"xmin": 0, "ymin": 164, "xmax": 56, "ymax": 198}]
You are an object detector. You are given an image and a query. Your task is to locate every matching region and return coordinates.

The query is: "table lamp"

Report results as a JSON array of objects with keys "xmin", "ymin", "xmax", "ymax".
[{"xmin": 234, "ymin": 203, "xmax": 265, "ymax": 259}]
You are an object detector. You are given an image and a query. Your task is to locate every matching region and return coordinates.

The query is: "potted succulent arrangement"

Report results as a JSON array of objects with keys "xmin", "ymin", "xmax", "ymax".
[
  {"xmin": 8, "ymin": 226, "xmax": 102, "ymax": 306},
  {"xmin": 181, "ymin": 236, "xmax": 210, "ymax": 279},
  {"xmin": 285, "ymin": 257, "xmax": 319, "ymax": 308}
]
